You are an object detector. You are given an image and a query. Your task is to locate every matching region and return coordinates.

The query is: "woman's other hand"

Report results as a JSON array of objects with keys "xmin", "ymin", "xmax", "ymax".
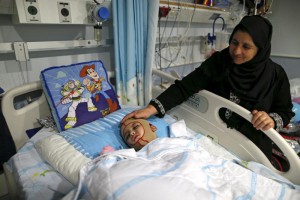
[
  {"xmin": 251, "ymin": 110, "xmax": 275, "ymax": 131},
  {"xmin": 121, "ymin": 104, "xmax": 158, "ymax": 124}
]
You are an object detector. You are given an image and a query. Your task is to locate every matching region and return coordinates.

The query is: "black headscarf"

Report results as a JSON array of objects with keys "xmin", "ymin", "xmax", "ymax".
[{"xmin": 225, "ymin": 15, "xmax": 275, "ymax": 105}]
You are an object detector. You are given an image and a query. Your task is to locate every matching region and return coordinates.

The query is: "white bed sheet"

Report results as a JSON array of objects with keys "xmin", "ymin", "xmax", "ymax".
[
  {"xmin": 63, "ymin": 137, "xmax": 300, "ymax": 200},
  {"xmin": 4, "ymin": 127, "xmax": 73, "ymax": 200}
]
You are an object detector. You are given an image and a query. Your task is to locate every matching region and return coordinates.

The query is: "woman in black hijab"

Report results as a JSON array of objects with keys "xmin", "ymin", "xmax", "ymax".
[{"xmin": 122, "ymin": 15, "xmax": 294, "ymax": 169}]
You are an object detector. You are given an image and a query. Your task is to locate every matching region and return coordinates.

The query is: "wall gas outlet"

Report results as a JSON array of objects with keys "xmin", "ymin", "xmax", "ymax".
[
  {"xmin": 57, "ymin": 2, "xmax": 72, "ymax": 23},
  {"xmin": 23, "ymin": 0, "xmax": 41, "ymax": 23}
]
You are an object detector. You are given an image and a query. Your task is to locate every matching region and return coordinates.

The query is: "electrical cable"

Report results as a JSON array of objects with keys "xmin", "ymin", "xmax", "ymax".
[
  {"xmin": 158, "ymin": 1, "xmax": 180, "ymax": 51},
  {"xmin": 158, "ymin": 0, "xmax": 192, "ymax": 67},
  {"xmin": 156, "ymin": 0, "xmax": 180, "ymax": 70},
  {"xmin": 156, "ymin": 0, "xmax": 200, "ymax": 70},
  {"xmin": 165, "ymin": 2, "xmax": 196, "ymax": 69},
  {"xmin": 158, "ymin": 0, "xmax": 171, "ymax": 47}
]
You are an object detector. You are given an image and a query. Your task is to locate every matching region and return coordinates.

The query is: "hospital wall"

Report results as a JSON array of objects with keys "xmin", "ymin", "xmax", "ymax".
[
  {"xmin": 0, "ymin": 14, "xmax": 115, "ymax": 92},
  {"xmin": 268, "ymin": 0, "xmax": 300, "ymax": 79},
  {"xmin": 156, "ymin": 0, "xmax": 300, "ymax": 79},
  {"xmin": 0, "ymin": 1, "xmax": 299, "ymax": 93}
]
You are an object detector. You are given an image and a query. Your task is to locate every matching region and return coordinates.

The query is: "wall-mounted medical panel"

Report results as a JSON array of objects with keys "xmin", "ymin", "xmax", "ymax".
[
  {"xmin": 57, "ymin": 2, "xmax": 72, "ymax": 24},
  {"xmin": 159, "ymin": 0, "xmax": 235, "ymax": 27},
  {"xmin": 23, "ymin": 0, "xmax": 41, "ymax": 23},
  {"xmin": 12, "ymin": 0, "xmax": 112, "ymax": 25}
]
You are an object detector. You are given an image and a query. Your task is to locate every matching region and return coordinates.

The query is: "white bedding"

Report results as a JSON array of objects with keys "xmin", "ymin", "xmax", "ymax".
[
  {"xmin": 63, "ymin": 137, "xmax": 300, "ymax": 200},
  {"xmin": 6, "ymin": 107, "xmax": 300, "ymax": 199},
  {"xmin": 34, "ymin": 108, "xmax": 238, "ymax": 186},
  {"xmin": 7, "ymin": 113, "xmax": 238, "ymax": 199},
  {"xmin": 4, "ymin": 127, "xmax": 73, "ymax": 200}
]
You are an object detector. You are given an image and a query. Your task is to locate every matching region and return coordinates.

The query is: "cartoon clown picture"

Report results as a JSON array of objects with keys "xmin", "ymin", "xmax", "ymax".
[{"xmin": 60, "ymin": 79, "xmax": 97, "ymax": 130}]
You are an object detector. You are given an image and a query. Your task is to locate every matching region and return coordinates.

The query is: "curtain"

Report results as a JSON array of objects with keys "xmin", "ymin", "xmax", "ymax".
[{"xmin": 113, "ymin": 0, "xmax": 159, "ymax": 106}]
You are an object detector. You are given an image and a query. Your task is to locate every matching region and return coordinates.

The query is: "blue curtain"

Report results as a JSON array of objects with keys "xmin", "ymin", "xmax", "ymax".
[{"xmin": 113, "ymin": 0, "xmax": 159, "ymax": 106}]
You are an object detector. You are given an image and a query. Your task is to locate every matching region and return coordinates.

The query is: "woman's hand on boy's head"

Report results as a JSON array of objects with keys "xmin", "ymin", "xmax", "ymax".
[
  {"xmin": 121, "ymin": 105, "xmax": 158, "ymax": 124},
  {"xmin": 121, "ymin": 111, "xmax": 140, "ymax": 124}
]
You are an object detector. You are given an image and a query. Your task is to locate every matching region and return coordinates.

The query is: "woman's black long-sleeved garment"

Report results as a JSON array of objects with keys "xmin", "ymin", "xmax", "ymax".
[
  {"xmin": 152, "ymin": 51, "xmax": 294, "ymax": 127},
  {"xmin": 150, "ymin": 50, "xmax": 294, "ymax": 159},
  {"xmin": 150, "ymin": 16, "xmax": 295, "ymax": 159}
]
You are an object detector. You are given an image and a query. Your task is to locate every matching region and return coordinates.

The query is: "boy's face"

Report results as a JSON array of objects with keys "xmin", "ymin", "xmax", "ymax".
[{"xmin": 121, "ymin": 118, "xmax": 157, "ymax": 151}]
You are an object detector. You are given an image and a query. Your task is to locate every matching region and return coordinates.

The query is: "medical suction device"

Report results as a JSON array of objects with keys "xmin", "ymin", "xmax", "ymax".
[{"xmin": 92, "ymin": 0, "xmax": 110, "ymax": 42}]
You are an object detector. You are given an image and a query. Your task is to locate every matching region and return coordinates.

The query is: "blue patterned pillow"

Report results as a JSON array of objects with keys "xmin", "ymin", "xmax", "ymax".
[
  {"xmin": 40, "ymin": 60, "xmax": 120, "ymax": 132},
  {"xmin": 58, "ymin": 107, "xmax": 172, "ymax": 159}
]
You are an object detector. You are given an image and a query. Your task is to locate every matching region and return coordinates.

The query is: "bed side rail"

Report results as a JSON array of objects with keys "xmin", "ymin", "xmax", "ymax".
[
  {"xmin": 168, "ymin": 90, "xmax": 300, "ymax": 185},
  {"xmin": 1, "ymin": 81, "xmax": 50, "ymax": 150},
  {"xmin": 152, "ymin": 69, "xmax": 300, "ymax": 185}
]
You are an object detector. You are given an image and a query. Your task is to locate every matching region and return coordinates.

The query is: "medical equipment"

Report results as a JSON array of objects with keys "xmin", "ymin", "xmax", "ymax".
[
  {"xmin": 159, "ymin": 0, "xmax": 233, "ymax": 24},
  {"xmin": 0, "ymin": 0, "xmax": 113, "ymax": 64},
  {"xmin": 92, "ymin": 4, "xmax": 110, "ymax": 41},
  {"xmin": 207, "ymin": 16, "xmax": 225, "ymax": 46},
  {"xmin": 12, "ymin": 0, "xmax": 111, "ymax": 25}
]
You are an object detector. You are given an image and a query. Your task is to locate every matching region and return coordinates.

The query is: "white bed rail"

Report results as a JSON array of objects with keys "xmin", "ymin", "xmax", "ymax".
[
  {"xmin": 1, "ymin": 81, "xmax": 50, "ymax": 150},
  {"xmin": 153, "ymin": 69, "xmax": 300, "ymax": 185}
]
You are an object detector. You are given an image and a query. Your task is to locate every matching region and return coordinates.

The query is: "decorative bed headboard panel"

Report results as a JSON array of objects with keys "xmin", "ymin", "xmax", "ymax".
[{"xmin": 1, "ymin": 81, "xmax": 51, "ymax": 150}]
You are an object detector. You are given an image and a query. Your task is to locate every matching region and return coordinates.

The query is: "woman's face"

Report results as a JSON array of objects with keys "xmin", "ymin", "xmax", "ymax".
[{"xmin": 229, "ymin": 30, "xmax": 258, "ymax": 64}]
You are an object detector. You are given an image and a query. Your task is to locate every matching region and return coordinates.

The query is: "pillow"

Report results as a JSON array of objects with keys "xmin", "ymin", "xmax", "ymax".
[
  {"xmin": 35, "ymin": 134, "xmax": 91, "ymax": 185},
  {"xmin": 35, "ymin": 107, "xmax": 173, "ymax": 184},
  {"xmin": 57, "ymin": 107, "xmax": 171, "ymax": 159},
  {"xmin": 40, "ymin": 60, "xmax": 120, "ymax": 132}
]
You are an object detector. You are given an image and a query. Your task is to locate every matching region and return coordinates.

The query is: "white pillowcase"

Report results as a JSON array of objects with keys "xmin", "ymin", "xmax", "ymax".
[{"xmin": 35, "ymin": 134, "xmax": 91, "ymax": 185}]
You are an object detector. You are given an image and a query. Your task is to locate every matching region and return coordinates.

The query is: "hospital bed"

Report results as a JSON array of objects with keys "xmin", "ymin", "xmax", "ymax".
[{"xmin": 2, "ymin": 70, "xmax": 300, "ymax": 199}]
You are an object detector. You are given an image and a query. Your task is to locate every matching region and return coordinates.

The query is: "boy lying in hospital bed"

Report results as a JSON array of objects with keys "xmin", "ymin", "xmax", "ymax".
[
  {"xmin": 101, "ymin": 118, "xmax": 176, "ymax": 154},
  {"xmin": 100, "ymin": 117, "xmax": 194, "ymax": 155},
  {"xmin": 118, "ymin": 118, "xmax": 300, "ymax": 186},
  {"xmin": 63, "ymin": 118, "xmax": 300, "ymax": 200}
]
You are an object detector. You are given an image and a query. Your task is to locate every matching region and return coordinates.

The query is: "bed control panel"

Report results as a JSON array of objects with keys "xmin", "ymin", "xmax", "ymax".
[
  {"xmin": 185, "ymin": 93, "xmax": 208, "ymax": 113},
  {"xmin": 168, "ymin": 92, "xmax": 217, "ymax": 140}
]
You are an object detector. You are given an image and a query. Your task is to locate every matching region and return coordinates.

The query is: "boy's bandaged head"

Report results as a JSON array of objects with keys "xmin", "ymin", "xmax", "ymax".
[{"xmin": 121, "ymin": 118, "xmax": 157, "ymax": 151}]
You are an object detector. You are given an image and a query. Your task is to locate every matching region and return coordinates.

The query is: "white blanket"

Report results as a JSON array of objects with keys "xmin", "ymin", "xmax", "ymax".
[{"xmin": 63, "ymin": 137, "xmax": 300, "ymax": 200}]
